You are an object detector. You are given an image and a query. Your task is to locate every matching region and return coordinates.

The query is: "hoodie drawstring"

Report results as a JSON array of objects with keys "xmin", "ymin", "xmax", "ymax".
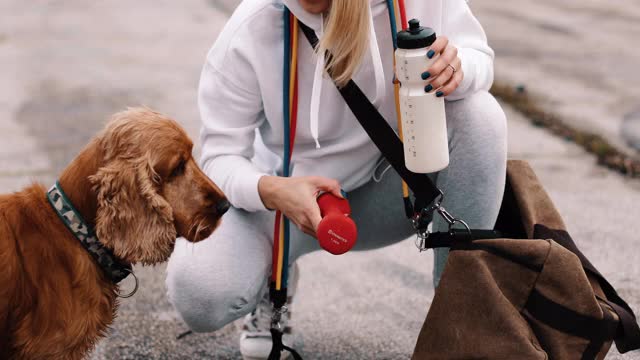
[
  {"xmin": 369, "ymin": 5, "xmax": 386, "ymax": 108},
  {"xmin": 309, "ymin": 13, "xmax": 324, "ymax": 149},
  {"xmin": 308, "ymin": 5, "xmax": 385, "ymax": 150}
]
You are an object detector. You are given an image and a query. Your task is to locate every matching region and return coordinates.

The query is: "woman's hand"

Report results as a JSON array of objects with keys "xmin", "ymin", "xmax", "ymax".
[
  {"xmin": 258, "ymin": 175, "xmax": 344, "ymax": 237},
  {"xmin": 421, "ymin": 36, "xmax": 464, "ymax": 97}
]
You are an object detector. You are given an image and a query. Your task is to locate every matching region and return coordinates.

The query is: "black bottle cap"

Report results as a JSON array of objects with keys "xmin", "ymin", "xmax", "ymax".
[{"xmin": 397, "ymin": 19, "xmax": 437, "ymax": 50}]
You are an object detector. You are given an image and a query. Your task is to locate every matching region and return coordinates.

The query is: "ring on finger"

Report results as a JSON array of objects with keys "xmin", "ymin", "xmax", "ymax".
[{"xmin": 447, "ymin": 64, "xmax": 457, "ymax": 73}]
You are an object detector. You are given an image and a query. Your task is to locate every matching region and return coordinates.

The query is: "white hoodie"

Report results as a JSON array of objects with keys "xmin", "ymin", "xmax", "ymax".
[{"xmin": 199, "ymin": 0, "xmax": 494, "ymax": 212}]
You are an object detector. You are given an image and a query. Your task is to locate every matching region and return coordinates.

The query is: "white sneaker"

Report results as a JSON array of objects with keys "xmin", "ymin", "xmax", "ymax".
[{"xmin": 239, "ymin": 264, "xmax": 300, "ymax": 360}]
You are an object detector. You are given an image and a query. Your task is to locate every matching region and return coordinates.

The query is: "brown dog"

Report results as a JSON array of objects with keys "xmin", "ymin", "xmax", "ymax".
[{"xmin": 0, "ymin": 108, "xmax": 229, "ymax": 359}]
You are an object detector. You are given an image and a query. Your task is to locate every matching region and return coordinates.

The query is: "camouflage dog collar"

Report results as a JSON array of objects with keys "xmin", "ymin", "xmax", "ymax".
[{"xmin": 47, "ymin": 181, "xmax": 132, "ymax": 284}]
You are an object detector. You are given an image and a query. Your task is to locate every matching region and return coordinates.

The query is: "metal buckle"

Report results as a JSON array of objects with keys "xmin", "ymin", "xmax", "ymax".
[
  {"xmin": 412, "ymin": 192, "xmax": 472, "ymax": 251},
  {"xmin": 270, "ymin": 305, "xmax": 288, "ymax": 331},
  {"xmin": 414, "ymin": 225, "xmax": 430, "ymax": 252},
  {"xmin": 436, "ymin": 206, "xmax": 472, "ymax": 236}
]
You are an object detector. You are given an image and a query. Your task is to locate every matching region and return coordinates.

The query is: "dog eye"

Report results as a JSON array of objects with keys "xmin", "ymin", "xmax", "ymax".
[{"xmin": 170, "ymin": 159, "xmax": 186, "ymax": 178}]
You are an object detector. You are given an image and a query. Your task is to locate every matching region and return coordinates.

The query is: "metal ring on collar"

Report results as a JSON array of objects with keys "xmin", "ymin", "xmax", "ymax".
[{"xmin": 117, "ymin": 268, "xmax": 139, "ymax": 298}]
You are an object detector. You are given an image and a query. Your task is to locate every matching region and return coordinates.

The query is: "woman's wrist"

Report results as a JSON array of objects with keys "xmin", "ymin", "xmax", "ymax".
[{"xmin": 258, "ymin": 175, "xmax": 280, "ymax": 210}]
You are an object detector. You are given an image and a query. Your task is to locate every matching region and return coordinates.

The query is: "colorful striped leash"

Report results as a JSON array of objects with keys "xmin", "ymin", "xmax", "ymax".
[
  {"xmin": 268, "ymin": 3, "xmax": 408, "ymax": 358},
  {"xmin": 268, "ymin": 7, "xmax": 302, "ymax": 360},
  {"xmin": 271, "ymin": 6, "xmax": 299, "ymax": 298}
]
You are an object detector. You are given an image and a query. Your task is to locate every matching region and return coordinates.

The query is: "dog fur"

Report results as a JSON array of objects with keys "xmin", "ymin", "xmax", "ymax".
[{"xmin": 0, "ymin": 108, "xmax": 227, "ymax": 359}]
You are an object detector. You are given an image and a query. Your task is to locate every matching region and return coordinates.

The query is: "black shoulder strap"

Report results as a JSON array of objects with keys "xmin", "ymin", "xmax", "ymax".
[
  {"xmin": 299, "ymin": 22, "xmax": 441, "ymax": 206},
  {"xmin": 533, "ymin": 225, "xmax": 640, "ymax": 353}
]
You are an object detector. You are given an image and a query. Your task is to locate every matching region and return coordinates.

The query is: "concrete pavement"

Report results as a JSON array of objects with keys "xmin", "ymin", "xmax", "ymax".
[
  {"xmin": 1, "ymin": 1, "xmax": 639, "ymax": 359},
  {"xmin": 471, "ymin": 0, "xmax": 640, "ymax": 156}
]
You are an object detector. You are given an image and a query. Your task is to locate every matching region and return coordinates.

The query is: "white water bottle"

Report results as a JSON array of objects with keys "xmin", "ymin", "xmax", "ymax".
[{"xmin": 395, "ymin": 19, "xmax": 449, "ymax": 173}]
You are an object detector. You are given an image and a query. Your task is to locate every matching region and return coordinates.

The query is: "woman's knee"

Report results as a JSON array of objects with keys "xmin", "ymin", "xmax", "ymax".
[
  {"xmin": 166, "ymin": 255, "xmax": 268, "ymax": 332},
  {"xmin": 165, "ymin": 208, "xmax": 274, "ymax": 332},
  {"xmin": 446, "ymin": 91, "xmax": 507, "ymax": 150}
]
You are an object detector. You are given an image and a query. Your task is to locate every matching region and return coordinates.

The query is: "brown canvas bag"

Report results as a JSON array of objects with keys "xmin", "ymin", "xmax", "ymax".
[{"xmin": 412, "ymin": 160, "xmax": 640, "ymax": 360}]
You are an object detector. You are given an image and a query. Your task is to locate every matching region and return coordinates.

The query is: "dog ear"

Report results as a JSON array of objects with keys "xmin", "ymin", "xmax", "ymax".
[{"xmin": 89, "ymin": 156, "xmax": 177, "ymax": 265}]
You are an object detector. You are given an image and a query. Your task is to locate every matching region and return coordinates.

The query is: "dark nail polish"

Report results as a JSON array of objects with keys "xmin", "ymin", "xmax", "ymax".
[
  {"xmin": 421, "ymin": 71, "xmax": 430, "ymax": 80},
  {"xmin": 427, "ymin": 49, "xmax": 436, "ymax": 59},
  {"xmin": 436, "ymin": 91, "xmax": 444, "ymax": 97},
  {"xmin": 340, "ymin": 189, "xmax": 348, "ymax": 199},
  {"xmin": 424, "ymin": 84, "xmax": 433, "ymax": 92}
]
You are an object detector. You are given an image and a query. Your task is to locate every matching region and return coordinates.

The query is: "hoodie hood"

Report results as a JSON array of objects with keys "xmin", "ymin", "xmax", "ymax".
[{"xmin": 282, "ymin": 0, "xmax": 386, "ymax": 149}]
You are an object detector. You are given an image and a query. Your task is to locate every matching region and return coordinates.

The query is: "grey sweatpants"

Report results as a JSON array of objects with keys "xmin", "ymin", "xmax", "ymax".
[{"xmin": 166, "ymin": 90, "xmax": 507, "ymax": 332}]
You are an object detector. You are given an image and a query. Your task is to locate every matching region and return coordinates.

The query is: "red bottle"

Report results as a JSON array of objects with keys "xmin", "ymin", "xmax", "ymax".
[{"xmin": 316, "ymin": 192, "xmax": 357, "ymax": 255}]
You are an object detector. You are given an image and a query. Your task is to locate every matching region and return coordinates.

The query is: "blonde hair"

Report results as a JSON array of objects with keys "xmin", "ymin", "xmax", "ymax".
[{"xmin": 317, "ymin": 0, "xmax": 370, "ymax": 88}]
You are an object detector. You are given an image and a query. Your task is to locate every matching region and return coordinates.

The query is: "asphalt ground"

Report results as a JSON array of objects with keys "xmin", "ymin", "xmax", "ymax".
[{"xmin": 0, "ymin": 1, "xmax": 638, "ymax": 359}]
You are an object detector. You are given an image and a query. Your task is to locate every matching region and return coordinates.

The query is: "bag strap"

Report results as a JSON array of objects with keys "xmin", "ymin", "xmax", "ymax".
[
  {"xmin": 299, "ymin": 22, "xmax": 442, "ymax": 208},
  {"xmin": 533, "ymin": 225, "xmax": 640, "ymax": 353}
]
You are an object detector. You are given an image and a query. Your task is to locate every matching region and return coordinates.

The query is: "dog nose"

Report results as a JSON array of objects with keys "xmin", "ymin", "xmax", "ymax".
[{"xmin": 216, "ymin": 199, "xmax": 230, "ymax": 216}]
